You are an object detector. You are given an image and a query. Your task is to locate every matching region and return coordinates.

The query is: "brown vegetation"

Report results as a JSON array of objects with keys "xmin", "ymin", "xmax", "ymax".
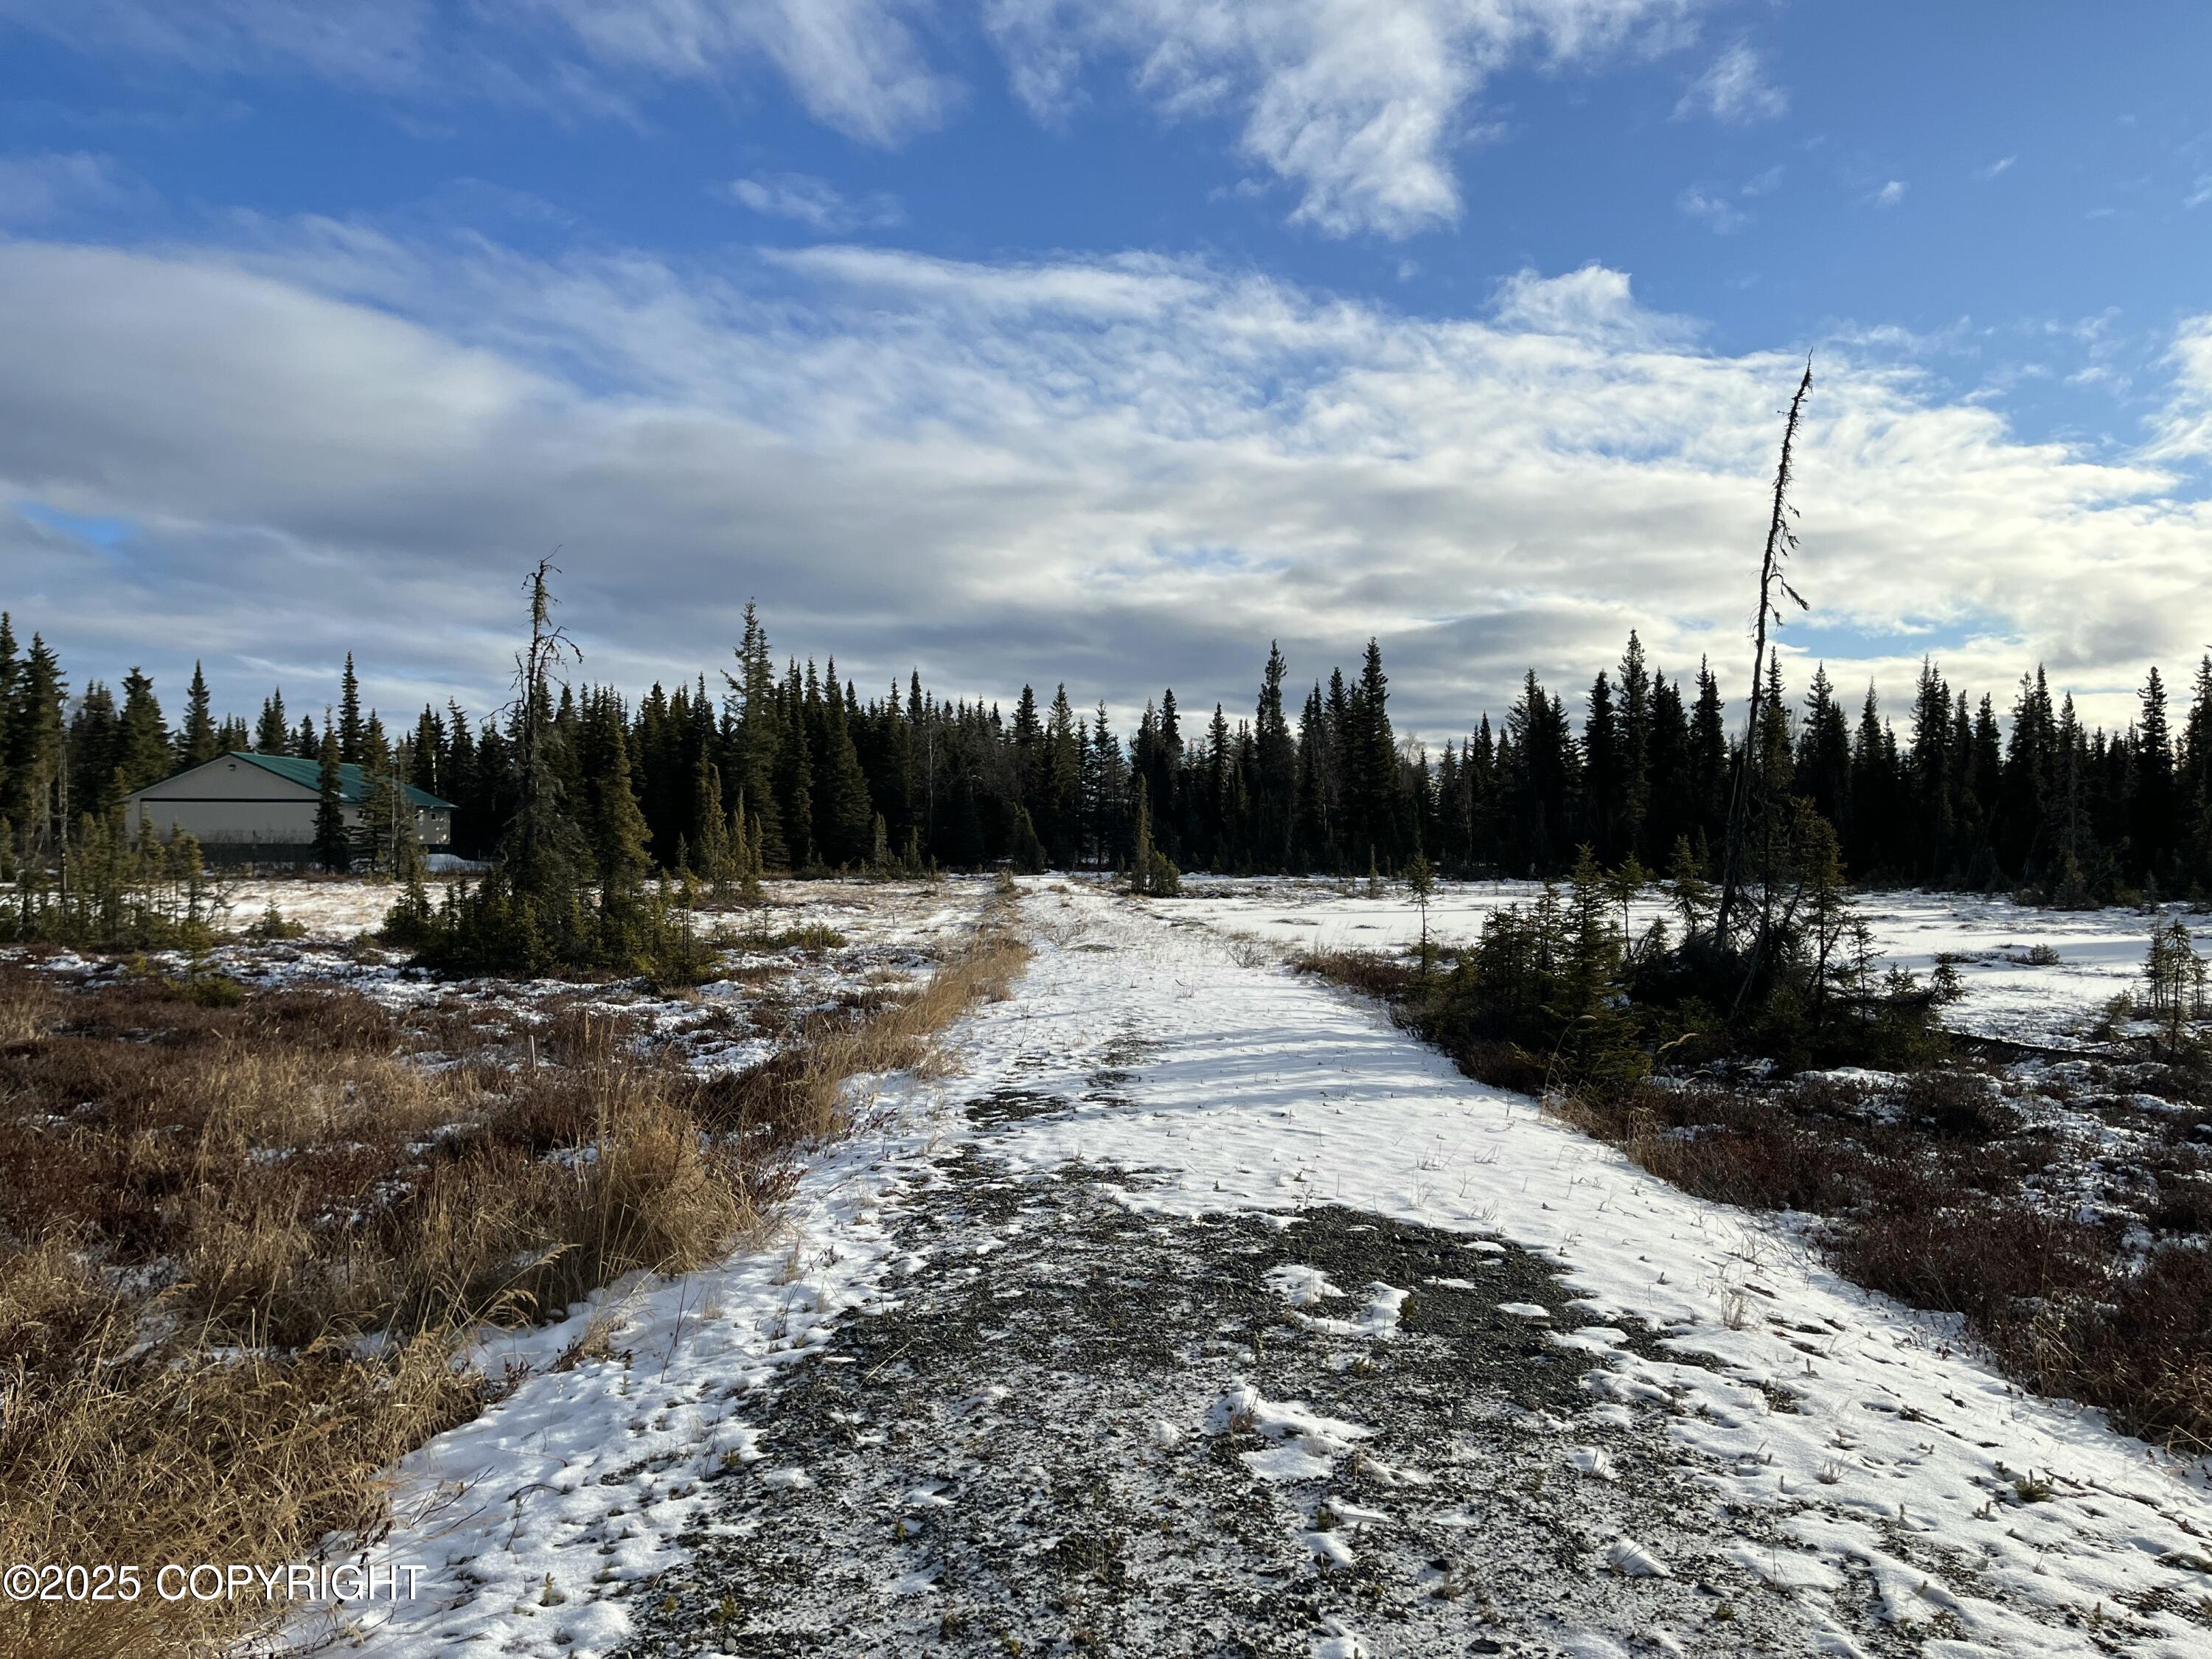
[
  {"xmin": 0, "ymin": 905, "xmax": 1025, "ymax": 1658},
  {"xmin": 1295, "ymin": 944, "xmax": 2212, "ymax": 1454}
]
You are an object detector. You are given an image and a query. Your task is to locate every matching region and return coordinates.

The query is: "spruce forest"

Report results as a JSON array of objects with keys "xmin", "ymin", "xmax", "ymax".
[{"xmin": 3, "ymin": 599, "xmax": 2205, "ymax": 906}]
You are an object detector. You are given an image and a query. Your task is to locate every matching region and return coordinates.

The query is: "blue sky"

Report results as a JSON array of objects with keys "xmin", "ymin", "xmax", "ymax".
[{"xmin": 3, "ymin": 1, "xmax": 2211, "ymax": 737}]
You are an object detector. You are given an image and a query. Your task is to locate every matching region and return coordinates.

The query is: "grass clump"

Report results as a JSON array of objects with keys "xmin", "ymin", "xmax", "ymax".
[{"xmin": 726, "ymin": 921, "xmax": 848, "ymax": 953}]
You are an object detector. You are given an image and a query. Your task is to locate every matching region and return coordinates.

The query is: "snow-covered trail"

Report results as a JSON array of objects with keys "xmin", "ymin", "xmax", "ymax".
[
  {"xmin": 964, "ymin": 890, "xmax": 2212, "ymax": 1657},
  {"xmin": 318, "ymin": 886, "xmax": 2212, "ymax": 1658}
]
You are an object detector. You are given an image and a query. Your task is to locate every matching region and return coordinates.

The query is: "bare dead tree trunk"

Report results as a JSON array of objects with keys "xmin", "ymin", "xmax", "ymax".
[
  {"xmin": 507, "ymin": 554, "xmax": 580, "ymax": 892},
  {"xmin": 1716, "ymin": 356, "xmax": 1814, "ymax": 950}
]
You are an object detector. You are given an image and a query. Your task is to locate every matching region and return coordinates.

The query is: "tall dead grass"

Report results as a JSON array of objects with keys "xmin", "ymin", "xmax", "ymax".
[
  {"xmin": 709, "ymin": 912, "xmax": 1029, "ymax": 1144},
  {"xmin": 0, "ymin": 909, "xmax": 1027, "ymax": 1656}
]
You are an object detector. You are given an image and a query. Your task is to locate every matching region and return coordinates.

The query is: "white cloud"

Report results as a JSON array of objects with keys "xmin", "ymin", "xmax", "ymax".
[
  {"xmin": 0, "ymin": 151, "xmax": 133, "ymax": 223},
  {"xmin": 0, "ymin": 0, "xmax": 959, "ymax": 145},
  {"xmin": 1489, "ymin": 264, "xmax": 1688, "ymax": 347},
  {"xmin": 1978, "ymin": 154, "xmax": 2016, "ymax": 181},
  {"xmin": 1873, "ymin": 178, "xmax": 1907, "ymax": 208},
  {"xmin": 728, "ymin": 172, "xmax": 902, "ymax": 230},
  {"xmin": 1677, "ymin": 184, "xmax": 1748, "ymax": 234},
  {"xmin": 1, "ymin": 227, "xmax": 2206, "ymax": 738},
  {"xmin": 526, "ymin": 0, "xmax": 959, "ymax": 144},
  {"xmin": 7, "ymin": 1, "xmax": 1722, "ymax": 234},
  {"xmin": 1674, "ymin": 41, "xmax": 1787, "ymax": 125},
  {"xmin": 987, "ymin": 0, "xmax": 1716, "ymax": 239},
  {"xmin": 1677, "ymin": 168, "xmax": 1778, "ymax": 234},
  {"xmin": 2146, "ymin": 313, "xmax": 2212, "ymax": 462},
  {"xmin": 0, "ymin": 0, "xmax": 433, "ymax": 89}
]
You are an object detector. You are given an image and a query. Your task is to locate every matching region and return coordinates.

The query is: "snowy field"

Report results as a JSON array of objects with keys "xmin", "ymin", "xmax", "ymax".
[
  {"xmin": 203, "ymin": 872, "xmax": 2211, "ymax": 1051},
  {"xmin": 122, "ymin": 876, "xmax": 999, "ymax": 1076},
  {"xmin": 1169, "ymin": 876, "xmax": 2212, "ymax": 1048},
  {"xmin": 212, "ymin": 874, "xmax": 985, "ymax": 949},
  {"xmin": 299, "ymin": 884, "xmax": 2212, "ymax": 1659}
]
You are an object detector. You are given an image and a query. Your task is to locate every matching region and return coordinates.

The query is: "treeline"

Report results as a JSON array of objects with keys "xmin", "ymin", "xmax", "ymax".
[{"xmin": 1, "ymin": 607, "xmax": 2209, "ymax": 901}]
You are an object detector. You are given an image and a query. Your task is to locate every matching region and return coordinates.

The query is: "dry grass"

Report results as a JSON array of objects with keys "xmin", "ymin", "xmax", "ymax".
[
  {"xmin": 1295, "ymin": 945, "xmax": 2212, "ymax": 1453},
  {"xmin": 707, "ymin": 910, "xmax": 1029, "ymax": 1144},
  {"xmin": 0, "ymin": 905, "xmax": 1027, "ymax": 1656},
  {"xmin": 1290, "ymin": 946, "xmax": 1414, "ymax": 1002},
  {"xmin": 1565, "ymin": 1075, "xmax": 2212, "ymax": 1451}
]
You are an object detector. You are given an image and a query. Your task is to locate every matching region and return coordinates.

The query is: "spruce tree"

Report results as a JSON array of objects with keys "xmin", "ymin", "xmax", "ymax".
[
  {"xmin": 1688, "ymin": 659, "xmax": 1729, "ymax": 859},
  {"xmin": 1042, "ymin": 685, "xmax": 1082, "ymax": 866},
  {"xmin": 1615, "ymin": 633, "xmax": 1652, "ymax": 860},
  {"xmin": 1643, "ymin": 674, "xmax": 1691, "ymax": 866},
  {"xmin": 814, "ymin": 665, "xmax": 874, "ymax": 867},
  {"xmin": 726, "ymin": 605, "xmax": 788, "ymax": 869},
  {"xmin": 1348, "ymin": 640, "xmax": 1399, "ymax": 872},
  {"xmin": 0, "ymin": 613, "xmax": 16, "ymax": 830},
  {"xmin": 411, "ymin": 706, "xmax": 444, "ymax": 796},
  {"xmin": 313, "ymin": 727, "xmax": 350, "ymax": 872},
  {"xmin": 581, "ymin": 691, "xmax": 653, "ymax": 911},
  {"xmin": 1902, "ymin": 658, "xmax": 1956, "ymax": 883},
  {"xmin": 69, "ymin": 684, "xmax": 121, "ymax": 818},
  {"xmin": 178, "ymin": 661, "xmax": 220, "ymax": 767},
  {"xmin": 2135, "ymin": 665, "xmax": 2177, "ymax": 883},
  {"xmin": 1087, "ymin": 700, "xmax": 1126, "ymax": 869},
  {"xmin": 777, "ymin": 661, "xmax": 817, "ymax": 869},
  {"xmin": 505, "ymin": 560, "xmax": 588, "ymax": 903},
  {"xmin": 256, "ymin": 688, "xmax": 290, "ymax": 754},
  {"xmin": 1127, "ymin": 776, "xmax": 1179, "ymax": 895},
  {"xmin": 338, "ymin": 653, "xmax": 364, "ymax": 763},
  {"xmin": 116, "ymin": 667, "xmax": 171, "ymax": 790},
  {"xmin": 10, "ymin": 636, "xmax": 66, "ymax": 855},
  {"xmin": 1583, "ymin": 671, "xmax": 1622, "ymax": 863},
  {"xmin": 1252, "ymin": 644, "xmax": 1296, "ymax": 867},
  {"xmin": 1292, "ymin": 684, "xmax": 1333, "ymax": 872},
  {"xmin": 354, "ymin": 713, "xmax": 400, "ymax": 872},
  {"xmin": 691, "ymin": 753, "xmax": 730, "ymax": 885},
  {"xmin": 1797, "ymin": 665, "xmax": 1851, "ymax": 827}
]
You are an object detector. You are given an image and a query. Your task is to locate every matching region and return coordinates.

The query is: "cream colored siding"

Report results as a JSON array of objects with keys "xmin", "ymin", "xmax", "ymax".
[
  {"xmin": 123, "ymin": 756, "xmax": 453, "ymax": 849},
  {"xmin": 131, "ymin": 798, "xmax": 324, "ymax": 844}
]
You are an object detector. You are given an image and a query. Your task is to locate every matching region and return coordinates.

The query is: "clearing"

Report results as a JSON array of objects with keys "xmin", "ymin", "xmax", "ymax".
[{"xmin": 300, "ymin": 883, "xmax": 2212, "ymax": 1659}]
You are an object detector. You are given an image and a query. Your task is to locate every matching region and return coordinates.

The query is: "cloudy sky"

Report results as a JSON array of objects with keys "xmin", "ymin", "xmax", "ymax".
[{"xmin": 4, "ymin": 1, "xmax": 2211, "ymax": 739}]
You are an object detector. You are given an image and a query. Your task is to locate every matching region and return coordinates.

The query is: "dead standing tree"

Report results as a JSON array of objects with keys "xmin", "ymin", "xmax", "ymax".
[
  {"xmin": 505, "ymin": 555, "xmax": 585, "ymax": 898},
  {"xmin": 1716, "ymin": 356, "xmax": 1814, "ymax": 965}
]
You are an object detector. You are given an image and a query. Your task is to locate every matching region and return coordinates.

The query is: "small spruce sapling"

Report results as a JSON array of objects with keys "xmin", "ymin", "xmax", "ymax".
[
  {"xmin": 1604, "ymin": 852, "xmax": 1651, "ymax": 961},
  {"xmin": 1405, "ymin": 850, "xmax": 1435, "ymax": 975}
]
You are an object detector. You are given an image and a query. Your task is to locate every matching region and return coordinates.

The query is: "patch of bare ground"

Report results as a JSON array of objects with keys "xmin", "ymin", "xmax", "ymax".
[{"xmin": 0, "ymin": 904, "xmax": 1025, "ymax": 1658}]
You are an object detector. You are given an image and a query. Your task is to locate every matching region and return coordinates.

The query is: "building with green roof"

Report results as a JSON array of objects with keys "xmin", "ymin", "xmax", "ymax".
[{"xmin": 123, "ymin": 751, "xmax": 454, "ymax": 865}]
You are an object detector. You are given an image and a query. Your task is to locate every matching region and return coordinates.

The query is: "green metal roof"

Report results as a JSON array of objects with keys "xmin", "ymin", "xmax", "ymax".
[{"xmin": 201, "ymin": 750, "xmax": 455, "ymax": 811}]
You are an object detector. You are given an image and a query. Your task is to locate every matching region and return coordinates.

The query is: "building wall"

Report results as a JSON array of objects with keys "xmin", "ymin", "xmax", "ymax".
[
  {"xmin": 125, "ymin": 757, "xmax": 453, "ymax": 847},
  {"xmin": 130, "ymin": 799, "xmax": 327, "ymax": 844},
  {"xmin": 127, "ymin": 801, "xmax": 453, "ymax": 847}
]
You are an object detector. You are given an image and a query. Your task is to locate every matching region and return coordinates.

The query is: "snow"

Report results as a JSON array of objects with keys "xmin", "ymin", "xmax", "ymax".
[
  {"xmin": 1169, "ymin": 874, "xmax": 2212, "ymax": 1047},
  {"xmin": 285, "ymin": 880, "xmax": 2212, "ymax": 1657},
  {"xmin": 956, "ymin": 886, "xmax": 2212, "ymax": 1657},
  {"xmin": 279, "ymin": 1073, "xmax": 959, "ymax": 1654},
  {"xmin": 211, "ymin": 873, "xmax": 991, "ymax": 949}
]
